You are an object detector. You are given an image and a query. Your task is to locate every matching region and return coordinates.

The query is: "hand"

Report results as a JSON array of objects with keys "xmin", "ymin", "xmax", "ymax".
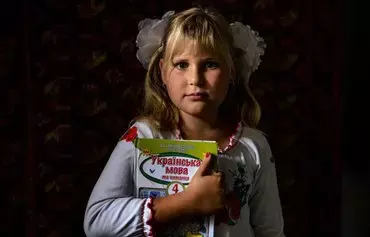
[{"xmin": 185, "ymin": 153, "xmax": 225, "ymax": 216}]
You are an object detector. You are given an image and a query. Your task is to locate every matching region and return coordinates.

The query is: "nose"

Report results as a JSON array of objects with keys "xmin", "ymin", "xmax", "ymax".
[{"xmin": 188, "ymin": 66, "xmax": 204, "ymax": 86}]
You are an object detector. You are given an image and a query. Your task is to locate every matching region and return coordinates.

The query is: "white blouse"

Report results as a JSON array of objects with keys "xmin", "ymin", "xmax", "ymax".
[{"xmin": 83, "ymin": 121, "xmax": 285, "ymax": 237}]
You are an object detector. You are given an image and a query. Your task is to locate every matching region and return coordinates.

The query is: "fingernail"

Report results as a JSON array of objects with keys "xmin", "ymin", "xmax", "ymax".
[{"xmin": 203, "ymin": 152, "xmax": 211, "ymax": 159}]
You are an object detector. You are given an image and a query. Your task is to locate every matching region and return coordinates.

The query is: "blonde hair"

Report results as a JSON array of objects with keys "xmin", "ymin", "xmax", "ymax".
[{"xmin": 138, "ymin": 7, "xmax": 261, "ymax": 130}]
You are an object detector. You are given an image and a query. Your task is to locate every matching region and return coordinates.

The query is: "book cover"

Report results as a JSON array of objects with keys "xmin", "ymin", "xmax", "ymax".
[{"xmin": 133, "ymin": 138, "xmax": 218, "ymax": 237}]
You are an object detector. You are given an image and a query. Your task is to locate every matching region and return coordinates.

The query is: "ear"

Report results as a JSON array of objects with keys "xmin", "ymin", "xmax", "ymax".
[{"xmin": 159, "ymin": 59, "xmax": 166, "ymax": 85}]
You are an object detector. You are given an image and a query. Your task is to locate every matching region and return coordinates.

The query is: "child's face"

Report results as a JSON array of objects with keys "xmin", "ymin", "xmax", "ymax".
[{"xmin": 160, "ymin": 40, "xmax": 231, "ymax": 119}]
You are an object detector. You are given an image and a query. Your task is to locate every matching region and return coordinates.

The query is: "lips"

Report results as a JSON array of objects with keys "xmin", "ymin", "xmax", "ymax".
[
  {"xmin": 185, "ymin": 92, "xmax": 209, "ymax": 101},
  {"xmin": 186, "ymin": 92, "xmax": 208, "ymax": 97}
]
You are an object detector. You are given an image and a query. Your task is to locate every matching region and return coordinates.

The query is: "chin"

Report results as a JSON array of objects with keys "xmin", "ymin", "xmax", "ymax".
[{"xmin": 180, "ymin": 103, "xmax": 216, "ymax": 117}]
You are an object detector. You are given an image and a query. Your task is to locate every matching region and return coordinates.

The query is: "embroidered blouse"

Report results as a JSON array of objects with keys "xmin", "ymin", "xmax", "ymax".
[{"xmin": 83, "ymin": 121, "xmax": 285, "ymax": 237}]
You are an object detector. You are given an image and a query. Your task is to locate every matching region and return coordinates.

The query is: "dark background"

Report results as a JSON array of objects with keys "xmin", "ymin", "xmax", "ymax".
[{"xmin": 3, "ymin": 0, "xmax": 367, "ymax": 236}]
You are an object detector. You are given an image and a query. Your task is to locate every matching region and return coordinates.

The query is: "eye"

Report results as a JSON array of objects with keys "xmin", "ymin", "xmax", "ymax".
[
  {"xmin": 204, "ymin": 61, "xmax": 219, "ymax": 69},
  {"xmin": 174, "ymin": 62, "xmax": 189, "ymax": 70}
]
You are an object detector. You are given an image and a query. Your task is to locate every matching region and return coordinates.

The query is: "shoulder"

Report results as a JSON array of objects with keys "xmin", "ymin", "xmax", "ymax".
[
  {"xmin": 239, "ymin": 126, "xmax": 271, "ymax": 154},
  {"xmin": 237, "ymin": 125, "xmax": 273, "ymax": 166},
  {"xmin": 120, "ymin": 120, "xmax": 156, "ymax": 141},
  {"xmin": 110, "ymin": 120, "xmax": 157, "ymax": 158},
  {"xmin": 113, "ymin": 120, "xmax": 174, "ymax": 158},
  {"xmin": 119, "ymin": 119, "xmax": 174, "ymax": 142}
]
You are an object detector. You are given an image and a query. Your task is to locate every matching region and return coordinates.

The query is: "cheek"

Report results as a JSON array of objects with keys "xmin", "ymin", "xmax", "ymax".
[
  {"xmin": 207, "ymin": 71, "xmax": 229, "ymax": 91},
  {"xmin": 165, "ymin": 74, "xmax": 186, "ymax": 98}
]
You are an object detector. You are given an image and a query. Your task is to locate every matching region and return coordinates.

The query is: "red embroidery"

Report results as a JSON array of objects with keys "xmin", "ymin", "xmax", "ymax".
[
  {"xmin": 216, "ymin": 192, "xmax": 241, "ymax": 225},
  {"xmin": 120, "ymin": 126, "xmax": 138, "ymax": 142},
  {"xmin": 146, "ymin": 198, "xmax": 155, "ymax": 237},
  {"xmin": 227, "ymin": 192, "xmax": 241, "ymax": 221}
]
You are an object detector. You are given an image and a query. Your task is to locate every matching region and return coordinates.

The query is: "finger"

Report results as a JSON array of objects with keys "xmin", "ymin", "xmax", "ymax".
[
  {"xmin": 214, "ymin": 171, "xmax": 224, "ymax": 176},
  {"xmin": 214, "ymin": 171, "xmax": 225, "ymax": 188},
  {"xmin": 214, "ymin": 171, "xmax": 224, "ymax": 180},
  {"xmin": 196, "ymin": 152, "xmax": 216, "ymax": 176}
]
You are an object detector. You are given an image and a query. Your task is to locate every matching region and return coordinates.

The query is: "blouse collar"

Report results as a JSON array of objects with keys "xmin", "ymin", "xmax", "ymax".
[{"xmin": 175, "ymin": 121, "xmax": 243, "ymax": 154}]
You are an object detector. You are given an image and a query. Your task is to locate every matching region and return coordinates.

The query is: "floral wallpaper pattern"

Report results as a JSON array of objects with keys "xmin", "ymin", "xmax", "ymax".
[{"xmin": 1, "ymin": 0, "xmax": 340, "ymax": 236}]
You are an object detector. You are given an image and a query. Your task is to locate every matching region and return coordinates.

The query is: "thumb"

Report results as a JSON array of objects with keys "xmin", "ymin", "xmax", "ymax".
[{"xmin": 196, "ymin": 153, "xmax": 216, "ymax": 176}]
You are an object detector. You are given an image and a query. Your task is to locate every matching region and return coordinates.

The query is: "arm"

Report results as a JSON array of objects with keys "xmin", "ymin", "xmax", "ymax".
[
  {"xmin": 83, "ymin": 124, "xmax": 202, "ymax": 237},
  {"xmin": 83, "ymin": 140, "xmax": 149, "ymax": 237},
  {"xmin": 249, "ymin": 137, "xmax": 285, "ymax": 237}
]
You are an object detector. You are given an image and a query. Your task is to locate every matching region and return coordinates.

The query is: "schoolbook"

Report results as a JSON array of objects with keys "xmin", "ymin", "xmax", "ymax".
[{"xmin": 133, "ymin": 138, "xmax": 218, "ymax": 237}]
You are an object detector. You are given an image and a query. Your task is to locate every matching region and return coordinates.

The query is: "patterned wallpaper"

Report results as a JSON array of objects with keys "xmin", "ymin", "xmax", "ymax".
[{"xmin": 1, "ymin": 0, "xmax": 340, "ymax": 236}]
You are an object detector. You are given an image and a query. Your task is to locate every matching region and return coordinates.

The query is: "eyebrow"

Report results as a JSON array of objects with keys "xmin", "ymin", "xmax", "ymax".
[{"xmin": 172, "ymin": 56, "xmax": 219, "ymax": 62}]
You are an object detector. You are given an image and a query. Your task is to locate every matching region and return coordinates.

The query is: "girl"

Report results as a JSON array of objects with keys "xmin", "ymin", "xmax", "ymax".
[{"xmin": 84, "ymin": 7, "xmax": 285, "ymax": 237}]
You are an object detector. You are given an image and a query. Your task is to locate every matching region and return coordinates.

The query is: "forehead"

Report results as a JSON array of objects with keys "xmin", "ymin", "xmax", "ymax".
[{"xmin": 169, "ymin": 39, "xmax": 218, "ymax": 59}]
